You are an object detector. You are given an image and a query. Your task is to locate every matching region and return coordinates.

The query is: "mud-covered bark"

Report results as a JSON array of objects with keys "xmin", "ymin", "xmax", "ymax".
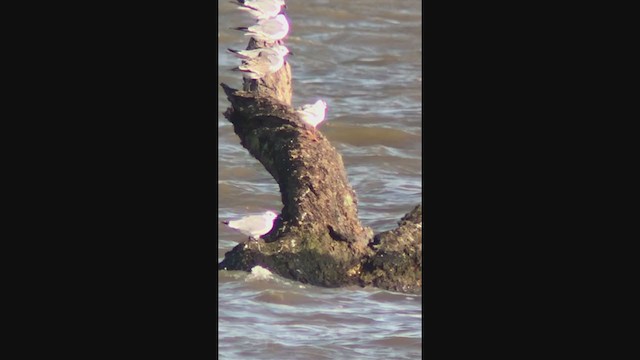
[{"xmin": 219, "ymin": 34, "xmax": 422, "ymax": 294}]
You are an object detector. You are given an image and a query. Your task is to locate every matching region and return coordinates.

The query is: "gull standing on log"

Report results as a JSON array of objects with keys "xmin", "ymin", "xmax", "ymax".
[
  {"xmin": 222, "ymin": 211, "xmax": 279, "ymax": 240},
  {"xmin": 233, "ymin": 13, "xmax": 290, "ymax": 42},
  {"xmin": 230, "ymin": 45, "xmax": 291, "ymax": 79},
  {"xmin": 296, "ymin": 100, "xmax": 328, "ymax": 129},
  {"xmin": 232, "ymin": 0, "xmax": 287, "ymax": 20},
  {"xmin": 227, "ymin": 44, "xmax": 290, "ymax": 61}
]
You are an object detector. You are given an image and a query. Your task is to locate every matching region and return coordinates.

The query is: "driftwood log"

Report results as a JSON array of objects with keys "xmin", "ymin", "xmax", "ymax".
[{"xmin": 219, "ymin": 36, "xmax": 422, "ymax": 294}]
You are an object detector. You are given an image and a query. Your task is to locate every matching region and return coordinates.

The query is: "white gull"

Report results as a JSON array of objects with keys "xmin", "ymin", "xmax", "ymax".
[
  {"xmin": 231, "ymin": 0, "xmax": 286, "ymax": 20},
  {"xmin": 231, "ymin": 45, "xmax": 290, "ymax": 79},
  {"xmin": 222, "ymin": 211, "xmax": 278, "ymax": 240},
  {"xmin": 295, "ymin": 100, "xmax": 327, "ymax": 128},
  {"xmin": 233, "ymin": 14, "xmax": 290, "ymax": 42},
  {"xmin": 227, "ymin": 44, "xmax": 290, "ymax": 60}
]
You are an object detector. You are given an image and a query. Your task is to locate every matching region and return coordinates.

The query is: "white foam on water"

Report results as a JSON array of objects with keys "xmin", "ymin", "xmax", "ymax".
[{"xmin": 246, "ymin": 265, "xmax": 274, "ymax": 281}]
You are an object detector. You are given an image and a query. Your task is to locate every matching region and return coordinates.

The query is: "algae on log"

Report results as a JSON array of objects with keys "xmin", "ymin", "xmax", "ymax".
[{"xmin": 219, "ymin": 35, "xmax": 422, "ymax": 294}]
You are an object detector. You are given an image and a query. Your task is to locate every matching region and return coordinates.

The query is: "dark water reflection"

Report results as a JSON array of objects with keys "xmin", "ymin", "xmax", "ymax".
[{"xmin": 219, "ymin": 0, "xmax": 421, "ymax": 358}]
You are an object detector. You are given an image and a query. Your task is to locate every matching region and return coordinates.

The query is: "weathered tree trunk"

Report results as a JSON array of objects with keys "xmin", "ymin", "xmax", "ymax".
[{"xmin": 219, "ymin": 35, "xmax": 422, "ymax": 294}]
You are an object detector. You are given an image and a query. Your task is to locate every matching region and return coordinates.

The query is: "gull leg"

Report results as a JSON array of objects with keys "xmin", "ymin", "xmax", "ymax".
[{"xmin": 249, "ymin": 236, "xmax": 261, "ymax": 251}]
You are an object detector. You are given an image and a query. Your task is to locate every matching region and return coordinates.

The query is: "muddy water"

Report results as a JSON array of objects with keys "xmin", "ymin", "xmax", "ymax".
[{"xmin": 218, "ymin": 0, "xmax": 422, "ymax": 358}]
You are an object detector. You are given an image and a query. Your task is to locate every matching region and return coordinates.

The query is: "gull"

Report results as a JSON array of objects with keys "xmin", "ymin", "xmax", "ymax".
[
  {"xmin": 231, "ymin": 0, "xmax": 287, "ymax": 20},
  {"xmin": 295, "ymin": 100, "xmax": 328, "ymax": 129},
  {"xmin": 233, "ymin": 14, "xmax": 290, "ymax": 42},
  {"xmin": 227, "ymin": 44, "xmax": 290, "ymax": 61},
  {"xmin": 230, "ymin": 45, "xmax": 290, "ymax": 79},
  {"xmin": 222, "ymin": 211, "xmax": 278, "ymax": 240}
]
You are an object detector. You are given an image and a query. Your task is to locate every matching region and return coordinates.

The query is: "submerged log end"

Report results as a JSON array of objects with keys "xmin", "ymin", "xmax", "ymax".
[
  {"xmin": 218, "ymin": 230, "xmax": 374, "ymax": 288},
  {"xmin": 358, "ymin": 204, "xmax": 423, "ymax": 294}
]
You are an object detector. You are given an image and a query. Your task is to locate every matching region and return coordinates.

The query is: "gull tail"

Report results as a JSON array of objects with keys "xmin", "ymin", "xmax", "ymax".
[
  {"xmin": 230, "ymin": 67, "xmax": 252, "ymax": 73},
  {"xmin": 238, "ymin": 4, "xmax": 260, "ymax": 11},
  {"xmin": 227, "ymin": 48, "xmax": 248, "ymax": 59}
]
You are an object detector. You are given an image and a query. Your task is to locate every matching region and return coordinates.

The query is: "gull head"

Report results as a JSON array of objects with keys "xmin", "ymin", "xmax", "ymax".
[
  {"xmin": 273, "ymin": 45, "xmax": 291, "ymax": 58},
  {"xmin": 265, "ymin": 211, "xmax": 279, "ymax": 221},
  {"xmin": 279, "ymin": 0, "xmax": 287, "ymax": 12},
  {"xmin": 315, "ymin": 100, "xmax": 327, "ymax": 110}
]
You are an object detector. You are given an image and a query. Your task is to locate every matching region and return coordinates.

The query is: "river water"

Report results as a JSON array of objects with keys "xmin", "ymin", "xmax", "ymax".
[{"xmin": 218, "ymin": 0, "xmax": 422, "ymax": 358}]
